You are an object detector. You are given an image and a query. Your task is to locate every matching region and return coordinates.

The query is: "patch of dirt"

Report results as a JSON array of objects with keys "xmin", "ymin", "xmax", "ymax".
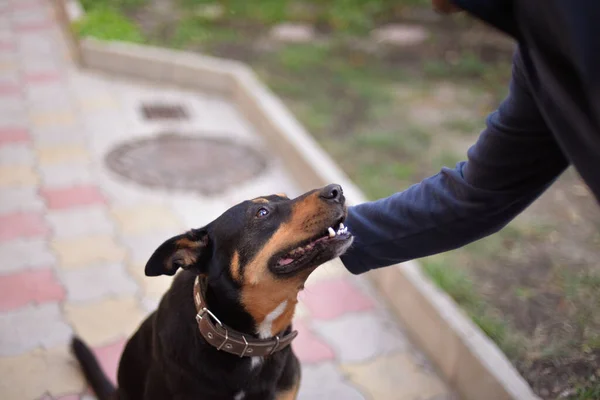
[{"xmin": 463, "ymin": 169, "xmax": 600, "ymax": 399}]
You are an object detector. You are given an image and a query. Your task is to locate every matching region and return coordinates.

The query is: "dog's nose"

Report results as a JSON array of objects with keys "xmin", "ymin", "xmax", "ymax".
[{"xmin": 319, "ymin": 184, "xmax": 343, "ymax": 203}]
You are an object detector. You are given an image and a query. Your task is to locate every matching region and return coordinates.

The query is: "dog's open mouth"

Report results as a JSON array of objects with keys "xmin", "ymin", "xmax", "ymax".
[{"xmin": 271, "ymin": 218, "xmax": 353, "ymax": 275}]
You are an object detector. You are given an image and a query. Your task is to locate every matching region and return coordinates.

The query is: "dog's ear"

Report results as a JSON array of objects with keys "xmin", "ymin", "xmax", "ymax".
[{"xmin": 145, "ymin": 228, "xmax": 210, "ymax": 277}]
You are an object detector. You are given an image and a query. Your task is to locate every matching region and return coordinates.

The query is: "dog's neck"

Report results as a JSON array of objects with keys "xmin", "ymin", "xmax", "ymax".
[{"xmin": 197, "ymin": 276, "xmax": 293, "ymax": 340}]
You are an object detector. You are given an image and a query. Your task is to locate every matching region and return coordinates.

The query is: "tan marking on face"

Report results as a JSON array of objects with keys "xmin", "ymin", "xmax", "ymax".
[
  {"xmin": 230, "ymin": 251, "xmax": 241, "ymax": 281},
  {"xmin": 252, "ymin": 198, "xmax": 269, "ymax": 204},
  {"xmin": 241, "ymin": 190, "xmax": 329, "ymax": 333},
  {"xmin": 175, "ymin": 237, "xmax": 203, "ymax": 249},
  {"xmin": 276, "ymin": 193, "xmax": 288, "ymax": 198},
  {"xmin": 244, "ymin": 191, "xmax": 324, "ymax": 285}
]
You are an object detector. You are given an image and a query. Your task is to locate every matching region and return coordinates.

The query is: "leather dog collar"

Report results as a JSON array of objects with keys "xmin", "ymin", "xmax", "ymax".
[{"xmin": 193, "ymin": 276, "xmax": 298, "ymax": 358}]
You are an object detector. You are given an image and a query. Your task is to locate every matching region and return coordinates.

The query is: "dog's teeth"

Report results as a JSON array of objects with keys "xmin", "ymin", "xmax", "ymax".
[
  {"xmin": 328, "ymin": 227, "xmax": 336, "ymax": 237},
  {"xmin": 340, "ymin": 223, "xmax": 345, "ymax": 230}
]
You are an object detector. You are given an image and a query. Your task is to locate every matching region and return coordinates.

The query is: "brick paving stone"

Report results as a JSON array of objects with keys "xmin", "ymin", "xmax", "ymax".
[
  {"xmin": 0, "ymin": 142, "xmax": 34, "ymax": 165},
  {"xmin": 111, "ymin": 204, "xmax": 182, "ymax": 235},
  {"xmin": 35, "ymin": 144, "xmax": 89, "ymax": 165},
  {"xmin": 93, "ymin": 338, "xmax": 127, "ymax": 385},
  {"xmin": 41, "ymin": 185, "xmax": 105, "ymax": 210},
  {"xmin": 0, "ymin": 237, "xmax": 55, "ymax": 273},
  {"xmin": 14, "ymin": 21, "xmax": 54, "ymax": 32},
  {"xmin": 291, "ymin": 319, "xmax": 335, "ymax": 364},
  {"xmin": 0, "ymin": 303, "xmax": 72, "ymax": 356},
  {"xmin": 0, "ymin": 165, "xmax": 39, "ymax": 186},
  {"xmin": 0, "ymin": 128, "xmax": 30, "ymax": 148},
  {"xmin": 78, "ymin": 94, "xmax": 119, "ymax": 112},
  {"xmin": 311, "ymin": 312, "xmax": 408, "ymax": 363},
  {"xmin": 294, "ymin": 300, "xmax": 310, "ymax": 320},
  {"xmin": 25, "ymin": 82, "xmax": 72, "ymax": 109},
  {"xmin": 46, "ymin": 206, "xmax": 114, "ymax": 238},
  {"xmin": 23, "ymin": 72, "xmax": 62, "ymax": 84},
  {"xmin": 39, "ymin": 163, "xmax": 94, "ymax": 187},
  {"xmin": 30, "ymin": 110, "xmax": 76, "ymax": 129},
  {"xmin": 64, "ymin": 296, "xmax": 145, "ymax": 346},
  {"xmin": 120, "ymin": 231, "xmax": 178, "ymax": 264},
  {"xmin": 52, "ymin": 234, "xmax": 126, "ymax": 269},
  {"xmin": 0, "ymin": 211, "xmax": 48, "ymax": 241},
  {"xmin": 55, "ymin": 395, "xmax": 80, "ymax": 400},
  {"xmin": 0, "ymin": 346, "xmax": 85, "ymax": 400},
  {"xmin": 127, "ymin": 261, "xmax": 172, "ymax": 300},
  {"xmin": 61, "ymin": 263, "xmax": 138, "ymax": 302},
  {"xmin": 305, "ymin": 258, "xmax": 348, "ymax": 285},
  {"xmin": 297, "ymin": 362, "xmax": 365, "ymax": 400},
  {"xmin": 0, "ymin": 82, "xmax": 20, "ymax": 96},
  {"xmin": 29, "ymin": 126, "xmax": 86, "ymax": 146},
  {"xmin": 0, "ymin": 100, "xmax": 27, "ymax": 125},
  {"xmin": 299, "ymin": 278, "xmax": 375, "ymax": 320},
  {"xmin": 341, "ymin": 352, "xmax": 449, "ymax": 400},
  {"xmin": 0, "ymin": 186, "xmax": 44, "ymax": 213},
  {"xmin": 0, "ymin": 268, "xmax": 65, "ymax": 311}
]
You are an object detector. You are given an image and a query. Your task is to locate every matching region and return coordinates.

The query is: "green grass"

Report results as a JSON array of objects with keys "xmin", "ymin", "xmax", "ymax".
[
  {"xmin": 79, "ymin": 0, "xmax": 147, "ymax": 12},
  {"xmin": 73, "ymin": 7, "xmax": 145, "ymax": 43},
  {"xmin": 424, "ymin": 51, "xmax": 487, "ymax": 79},
  {"xmin": 169, "ymin": 18, "xmax": 240, "ymax": 48},
  {"xmin": 179, "ymin": 0, "xmax": 431, "ymax": 32},
  {"xmin": 572, "ymin": 383, "xmax": 600, "ymax": 400},
  {"xmin": 431, "ymin": 149, "xmax": 462, "ymax": 169},
  {"xmin": 422, "ymin": 256, "xmax": 525, "ymax": 360},
  {"xmin": 442, "ymin": 117, "xmax": 481, "ymax": 135}
]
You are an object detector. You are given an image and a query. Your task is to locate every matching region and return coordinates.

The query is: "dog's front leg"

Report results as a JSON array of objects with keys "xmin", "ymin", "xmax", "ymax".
[{"xmin": 274, "ymin": 352, "xmax": 301, "ymax": 400}]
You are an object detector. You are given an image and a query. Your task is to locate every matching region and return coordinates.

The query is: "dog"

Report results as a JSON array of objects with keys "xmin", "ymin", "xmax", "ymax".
[{"xmin": 71, "ymin": 184, "xmax": 353, "ymax": 400}]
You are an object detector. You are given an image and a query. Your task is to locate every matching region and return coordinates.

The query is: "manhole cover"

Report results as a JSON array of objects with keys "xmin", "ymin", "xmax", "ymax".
[
  {"xmin": 141, "ymin": 104, "xmax": 188, "ymax": 120},
  {"xmin": 105, "ymin": 134, "xmax": 268, "ymax": 195}
]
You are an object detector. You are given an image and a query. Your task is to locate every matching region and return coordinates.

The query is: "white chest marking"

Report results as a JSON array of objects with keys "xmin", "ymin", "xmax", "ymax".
[
  {"xmin": 234, "ymin": 390, "xmax": 245, "ymax": 400},
  {"xmin": 257, "ymin": 300, "xmax": 288, "ymax": 339},
  {"xmin": 250, "ymin": 356, "xmax": 262, "ymax": 369}
]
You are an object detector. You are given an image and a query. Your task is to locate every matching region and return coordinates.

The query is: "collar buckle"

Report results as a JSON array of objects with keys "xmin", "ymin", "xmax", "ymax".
[{"xmin": 196, "ymin": 307, "xmax": 223, "ymax": 328}]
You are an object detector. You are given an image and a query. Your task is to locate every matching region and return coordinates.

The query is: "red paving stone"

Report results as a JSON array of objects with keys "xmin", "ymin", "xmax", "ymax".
[
  {"xmin": 55, "ymin": 395, "xmax": 79, "ymax": 400},
  {"xmin": 0, "ymin": 41, "xmax": 16, "ymax": 52},
  {"xmin": 14, "ymin": 22, "xmax": 54, "ymax": 32},
  {"xmin": 94, "ymin": 338, "xmax": 127, "ymax": 385},
  {"xmin": 300, "ymin": 278, "xmax": 375, "ymax": 320},
  {"xmin": 41, "ymin": 185, "xmax": 106, "ymax": 210},
  {"xmin": 0, "ymin": 127, "xmax": 30, "ymax": 146},
  {"xmin": 0, "ymin": 84, "xmax": 21, "ymax": 96},
  {"xmin": 0, "ymin": 269, "xmax": 65, "ymax": 312},
  {"xmin": 9, "ymin": 0, "xmax": 46, "ymax": 10},
  {"xmin": 292, "ymin": 319, "xmax": 335, "ymax": 364},
  {"xmin": 0, "ymin": 212, "xmax": 49, "ymax": 241},
  {"xmin": 24, "ymin": 72, "xmax": 62, "ymax": 84}
]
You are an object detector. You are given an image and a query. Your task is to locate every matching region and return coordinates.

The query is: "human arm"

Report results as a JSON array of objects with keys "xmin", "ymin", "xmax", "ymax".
[{"xmin": 340, "ymin": 51, "xmax": 569, "ymax": 274}]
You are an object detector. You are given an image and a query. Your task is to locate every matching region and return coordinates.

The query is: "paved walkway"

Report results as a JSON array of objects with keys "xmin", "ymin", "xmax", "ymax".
[{"xmin": 0, "ymin": 1, "xmax": 455, "ymax": 399}]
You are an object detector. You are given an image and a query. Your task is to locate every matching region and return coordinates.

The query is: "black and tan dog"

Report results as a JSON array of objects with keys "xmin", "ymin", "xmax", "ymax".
[{"xmin": 71, "ymin": 184, "xmax": 353, "ymax": 400}]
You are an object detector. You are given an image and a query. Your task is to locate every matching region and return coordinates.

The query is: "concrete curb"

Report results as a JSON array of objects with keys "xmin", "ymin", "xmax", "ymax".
[{"xmin": 55, "ymin": 2, "xmax": 539, "ymax": 398}]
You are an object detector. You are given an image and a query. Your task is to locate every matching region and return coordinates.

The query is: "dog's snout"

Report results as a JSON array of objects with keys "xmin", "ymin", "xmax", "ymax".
[{"xmin": 319, "ymin": 184, "xmax": 343, "ymax": 203}]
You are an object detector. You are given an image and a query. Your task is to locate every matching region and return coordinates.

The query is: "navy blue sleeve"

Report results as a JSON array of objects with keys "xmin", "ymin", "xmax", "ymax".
[
  {"xmin": 451, "ymin": 0, "xmax": 520, "ymax": 39},
  {"xmin": 340, "ymin": 52, "xmax": 569, "ymax": 274}
]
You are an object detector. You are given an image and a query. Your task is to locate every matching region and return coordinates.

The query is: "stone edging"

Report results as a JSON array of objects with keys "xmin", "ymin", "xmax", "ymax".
[{"xmin": 55, "ymin": 1, "xmax": 539, "ymax": 398}]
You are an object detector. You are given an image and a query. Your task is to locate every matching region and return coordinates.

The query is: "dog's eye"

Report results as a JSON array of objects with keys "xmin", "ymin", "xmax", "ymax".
[{"xmin": 256, "ymin": 208, "xmax": 269, "ymax": 218}]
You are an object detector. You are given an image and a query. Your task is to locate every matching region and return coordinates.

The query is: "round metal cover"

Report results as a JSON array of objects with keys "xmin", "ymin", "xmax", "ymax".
[{"xmin": 105, "ymin": 134, "xmax": 268, "ymax": 195}]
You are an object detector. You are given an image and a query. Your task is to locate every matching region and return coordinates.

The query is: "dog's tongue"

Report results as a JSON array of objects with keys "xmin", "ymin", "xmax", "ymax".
[{"xmin": 278, "ymin": 258, "xmax": 294, "ymax": 266}]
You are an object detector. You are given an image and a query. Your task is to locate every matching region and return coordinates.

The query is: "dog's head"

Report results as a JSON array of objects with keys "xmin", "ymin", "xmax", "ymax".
[{"xmin": 145, "ymin": 184, "xmax": 353, "ymax": 337}]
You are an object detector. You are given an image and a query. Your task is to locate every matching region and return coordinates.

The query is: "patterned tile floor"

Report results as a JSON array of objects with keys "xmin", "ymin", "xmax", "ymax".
[{"xmin": 0, "ymin": 1, "xmax": 456, "ymax": 399}]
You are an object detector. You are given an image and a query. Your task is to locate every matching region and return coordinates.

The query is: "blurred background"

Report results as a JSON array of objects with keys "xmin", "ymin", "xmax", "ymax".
[{"xmin": 1, "ymin": 0, "xmax": 599, "ymax": 399}]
